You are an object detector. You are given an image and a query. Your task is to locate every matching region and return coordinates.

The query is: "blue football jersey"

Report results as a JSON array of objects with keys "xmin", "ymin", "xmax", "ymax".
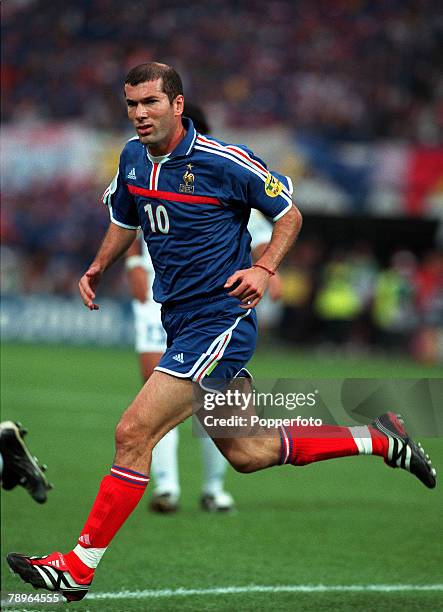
[{"xmin": 103, "ymin": 118, "xmax": 293, "ymax": 305}]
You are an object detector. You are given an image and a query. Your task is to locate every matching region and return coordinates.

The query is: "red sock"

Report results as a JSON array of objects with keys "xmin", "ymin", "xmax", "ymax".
[
  {"xmin": 279, "ymin": 424, "xmax": 388, "ymax": 466},
  {"xmin": 65, "ymin": 465, "xmax": 149, "ymax": 580},
  {"xmin": 64, "ymin": 550, "xmax": 95, "ymax": 583}
]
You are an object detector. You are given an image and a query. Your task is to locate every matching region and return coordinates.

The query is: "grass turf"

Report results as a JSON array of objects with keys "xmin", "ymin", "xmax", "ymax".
[{"xmin": 1, "ymin": 342, "xmax": 442, "ymax": 611}]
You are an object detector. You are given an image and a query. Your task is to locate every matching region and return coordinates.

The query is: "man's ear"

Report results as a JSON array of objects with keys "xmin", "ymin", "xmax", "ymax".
[{"xmin": 174, "ymin": 95, "xmax": 185, "ymax": 116}]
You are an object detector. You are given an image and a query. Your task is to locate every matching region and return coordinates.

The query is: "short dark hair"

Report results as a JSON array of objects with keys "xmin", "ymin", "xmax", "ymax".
[{"xmin": 124, "ymin": 62, "xmax": 183, "ymax": 103}]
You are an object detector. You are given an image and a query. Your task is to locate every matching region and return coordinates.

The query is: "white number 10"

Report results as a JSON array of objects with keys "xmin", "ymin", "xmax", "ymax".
[{"xmin": 144, "ymin": 203, "xmax": 170, "ymax": 234}]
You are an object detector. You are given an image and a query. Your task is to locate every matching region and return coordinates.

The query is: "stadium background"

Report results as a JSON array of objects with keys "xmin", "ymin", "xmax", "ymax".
[{"xmin": 1, "ymin": 1, "xmax": 442, "ymax": 610}]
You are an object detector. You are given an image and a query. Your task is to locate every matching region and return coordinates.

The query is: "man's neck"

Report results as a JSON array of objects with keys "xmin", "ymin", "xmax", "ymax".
[{"xmin": 148, "ymin": 124, "xmax": 186, "ymax": 157}]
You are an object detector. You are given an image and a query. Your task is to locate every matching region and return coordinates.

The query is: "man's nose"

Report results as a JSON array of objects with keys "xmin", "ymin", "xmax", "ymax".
[{"xmin": 135, "ymin": 103, "xmax": 148, "ymax": 119}]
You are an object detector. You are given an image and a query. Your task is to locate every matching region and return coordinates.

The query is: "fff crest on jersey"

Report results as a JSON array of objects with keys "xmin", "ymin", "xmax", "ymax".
[
  {"xmin": 179, "ymin": 163, "xmax": 195, "ymax": 194},
  {"xmin": 265, "ymin": 172, "xmax": 283, "ymax": 198}
]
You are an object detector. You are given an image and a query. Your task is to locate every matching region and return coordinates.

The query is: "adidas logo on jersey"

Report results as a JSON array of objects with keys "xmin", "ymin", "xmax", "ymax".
[
  {"xmin": 127, "ymin": 168, "xmax": 136, "ymax": 179},
  {"xmin": 172, "ymin": 353, "xmax": 184, "ymax": 364}
]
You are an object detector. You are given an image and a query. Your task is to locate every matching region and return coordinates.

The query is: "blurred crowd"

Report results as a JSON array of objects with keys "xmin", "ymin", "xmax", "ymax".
[
  {"xmin": 2, "ymin": 1, "xmax": 442, "ymax": 361},
  {"xmin": 279, "ymin": 240, "xmax": 443, "ymax": 362},
  {"xmin": 1, "ymin": 181, "xmax": 442, "ymax": 361},
  {"xmin": 1, "ymin": 181, "xmax": 111, "ymax": 297},
  {"xmin": 3, "ymin": 0, "xmax": 442, "ymax": 143}
]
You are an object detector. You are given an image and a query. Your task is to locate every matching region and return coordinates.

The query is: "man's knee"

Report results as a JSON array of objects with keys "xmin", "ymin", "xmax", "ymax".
[
  {"xmin": 223, "ymin": 446, "xmax": 257, "ymax": 474},
  {"xmin": 115, "ymin": 417, "xmax": 153, "ymax": 454},
  {"xmin": 216, "ymin": 436, "xmax": 277, "ymax": 473},
  {"xmin": 231, "ymin": 457, "xmax": 256, "ymax": 474}
]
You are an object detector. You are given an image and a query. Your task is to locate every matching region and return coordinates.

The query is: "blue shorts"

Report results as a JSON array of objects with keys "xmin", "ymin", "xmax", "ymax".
[{"xmin": 155, "ymin": 296, "xmax": 257, "ymax": 383}]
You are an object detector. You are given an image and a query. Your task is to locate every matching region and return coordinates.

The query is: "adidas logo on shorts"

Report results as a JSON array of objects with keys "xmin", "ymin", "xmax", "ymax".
[
  {"xmin": 127, "ymin": 168, "xmax": 136, "ymax": 179},
  {"xmin": 172, "ymin": 353, "xmax": 184, "ymax": 364}
]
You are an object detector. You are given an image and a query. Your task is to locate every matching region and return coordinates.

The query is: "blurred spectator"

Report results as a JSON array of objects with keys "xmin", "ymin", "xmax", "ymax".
[
  {"xmin": 349, "ymin": 242, "xmax": 379, "ymax": 346},
  {"xmin": 314, "ymin": 250, "xmax": 362, "ymax": 346},
  {"xmin": 413, "ymin": 250, "xmax": 443, "ymax": 362},
  {"xmin": 416, "ymin": 250, "xmax": 443, "ymax": 325},
  {"xmin": 278, "ymin": 238, "xmax": 323, "ymax": 345},
  {"xmin": 372, "ymin": 250, "xmax": 419, "ymax": 352}
]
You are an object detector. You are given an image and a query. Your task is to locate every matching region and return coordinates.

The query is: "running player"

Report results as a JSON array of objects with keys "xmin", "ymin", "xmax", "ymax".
[{"xmin": 7, "ymin": 62, "xmax": 436, "ymax": 602}]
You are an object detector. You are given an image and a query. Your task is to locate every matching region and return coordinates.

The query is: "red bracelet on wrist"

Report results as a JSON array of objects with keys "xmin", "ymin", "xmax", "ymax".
[{"xmin": 253, "ymin": 263, "xmax": 275, "ymax": 276}]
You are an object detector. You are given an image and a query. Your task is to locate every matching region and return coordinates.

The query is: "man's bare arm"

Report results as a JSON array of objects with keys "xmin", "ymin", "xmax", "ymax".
[
  {"xmin": 254, "ymin": 205, "xmax": 302, "ymax": 273},
  {"xmin": 225, "ymin": 204, "xmax": 302, "ymax": 308},
  {"xmin": 124, "ymin": 232, "xmax": 149, "ymax": 303},
  {"xmin": 79, "ymin": 223, "xmax": 137, "ymax": 310},
  {"xmin": 251, "ymin": 242, "xmax": 283, "ymax": 301}
]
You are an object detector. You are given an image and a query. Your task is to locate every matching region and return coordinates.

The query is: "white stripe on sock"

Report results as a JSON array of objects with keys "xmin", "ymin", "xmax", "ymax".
[
  {"xmin": 350, "ymin": 426, "xmax": 373, "ymax": 455},
  {"xmin": 74, "ymin": 544, "xmax": 107, "ymax": 569},
  {"xmin": 110, "ymin": 467, "xmax": 149, "ymax": 483}
]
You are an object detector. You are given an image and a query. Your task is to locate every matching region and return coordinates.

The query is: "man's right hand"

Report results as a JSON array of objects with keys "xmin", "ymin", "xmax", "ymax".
[
  {"xmin": 127, "ymin": 266, "xmax": 148, "ymax": 302},
  {"xmin": 78, "ymin": 263, "xmax": 103, "ymax": 310}
]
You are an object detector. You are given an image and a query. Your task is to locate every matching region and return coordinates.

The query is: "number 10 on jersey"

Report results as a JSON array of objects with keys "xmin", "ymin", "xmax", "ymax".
[{"xmin": 144, "ymin": 203, "xmax": 170, "ymax": 234}]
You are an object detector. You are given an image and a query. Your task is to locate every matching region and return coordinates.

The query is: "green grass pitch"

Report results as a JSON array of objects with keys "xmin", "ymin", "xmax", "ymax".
[{"xmin": 1, "ymin": 342, "xmax": 442, "ymax": 611}]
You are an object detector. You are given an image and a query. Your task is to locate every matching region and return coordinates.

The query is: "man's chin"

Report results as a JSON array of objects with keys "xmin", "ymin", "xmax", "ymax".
[{"xmin": 137, "ymin": 134, "xmax": 152, "ymax": 144}]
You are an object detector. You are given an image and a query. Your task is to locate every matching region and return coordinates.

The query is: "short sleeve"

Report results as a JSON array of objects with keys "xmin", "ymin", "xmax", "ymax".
[
  {"xmin": 102, "ymin": 154, "xmax": 140, "ymax": 230},
  {"xmin": 223, "ymin": 144, "xmax": 293, "ymax": 221}
]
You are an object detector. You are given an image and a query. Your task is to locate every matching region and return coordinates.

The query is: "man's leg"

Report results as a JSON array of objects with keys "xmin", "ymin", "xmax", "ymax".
[
  {"xmin": 205, "ymin": 409, "xmax": 437, "ymax": 488},
  {"xmin": 138, "ymin": 351, "xmax": 182, "ymax": 513},
  {"xmin": 7, "ymin": 372, "xmax": 196, "ymax": 601},
  {"xmin": 200, "ymin": 436, "xmax": 235, "ymax": 512},
  {"xmin": 197, "ymin": 378, "xmax": 436, "ymax": 487},
  {"xmin": 138, "ymin": 347, "xmax": 234, "ymax": 514},
  {"xmin": 139, "ymin": 348, "xmax": 234, "ymax": 513},
  {"xmin": 150, "ymin": 428, "xmax": 181, "ymax": 512}
]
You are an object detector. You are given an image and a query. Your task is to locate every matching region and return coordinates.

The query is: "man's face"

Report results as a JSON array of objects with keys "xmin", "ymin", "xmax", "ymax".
[{"xmin": 124, "ymin": 78, "xmax": 183, "ymax": 150}]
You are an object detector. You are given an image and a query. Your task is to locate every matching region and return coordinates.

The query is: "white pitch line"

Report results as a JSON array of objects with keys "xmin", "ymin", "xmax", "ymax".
[{"xmin": 87, "ymin": 584, "xmax": 443, "ymax": 600}]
